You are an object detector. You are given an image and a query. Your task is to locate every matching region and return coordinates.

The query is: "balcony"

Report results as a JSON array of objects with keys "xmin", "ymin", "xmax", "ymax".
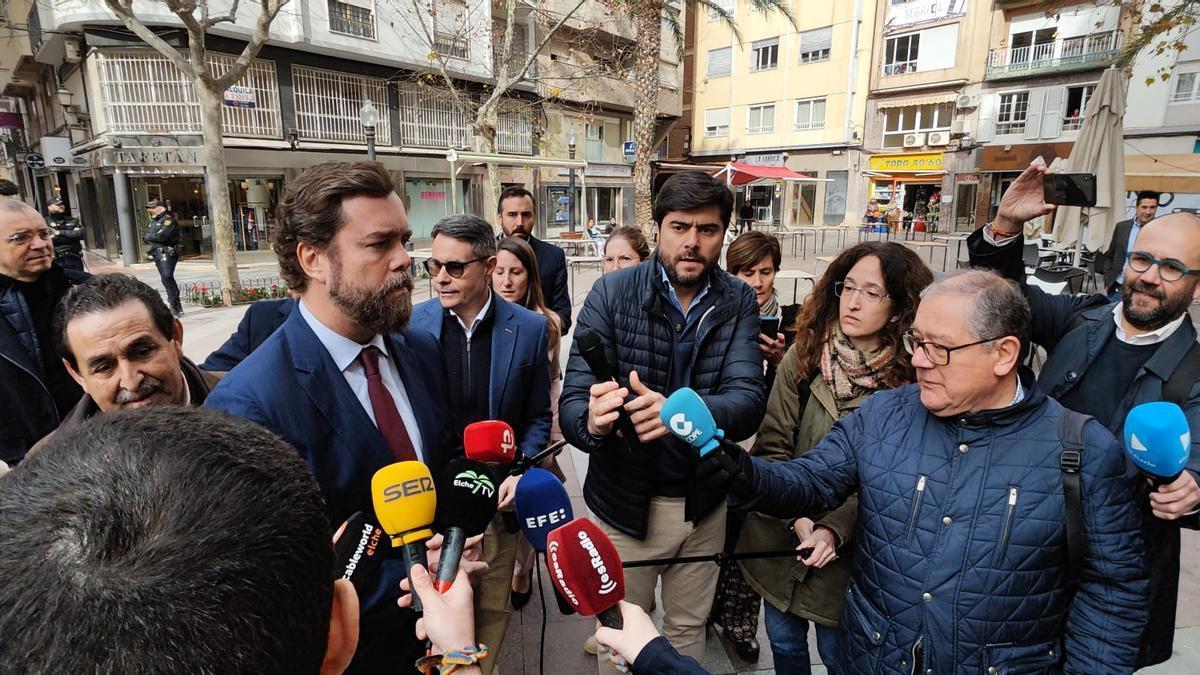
[{"xmin": 986, "ymin": 30, "xmax": 1120, "ymax": 81}]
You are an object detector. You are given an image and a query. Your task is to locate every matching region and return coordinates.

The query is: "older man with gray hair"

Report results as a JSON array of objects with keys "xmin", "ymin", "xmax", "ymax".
[{"xmin": 700, "ymin": 269, "xmax": 1149, "ymax": 673}]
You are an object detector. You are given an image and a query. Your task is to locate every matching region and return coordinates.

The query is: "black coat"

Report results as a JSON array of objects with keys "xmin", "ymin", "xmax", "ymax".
[
  {"xmin": 1102, "ymin": 218, "xmax": 1136, "ymax": 289},
  {"xmin": 47, "ymin": 213, "xmax": 84, "ymax": 257},
  {"xmin": 528, "ymin": 235, "xmax": 572, "ymax": 334},
  {"xmin": 201, "ymin": 298, "xmax": 295, "ymax": 372},
  {"xmin": 560, "ymin": 259, "xmax": 766, "ymax": 538}
]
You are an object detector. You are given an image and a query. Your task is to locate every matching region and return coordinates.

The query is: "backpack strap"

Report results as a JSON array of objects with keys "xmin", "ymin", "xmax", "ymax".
[
  {"xmin": 1163, "ymin": 341, "xmax": 1200, "ymax": 406},
  {"xmin": 1058, "ymin": 408, "xmax": 1091, "ymax": 588}
]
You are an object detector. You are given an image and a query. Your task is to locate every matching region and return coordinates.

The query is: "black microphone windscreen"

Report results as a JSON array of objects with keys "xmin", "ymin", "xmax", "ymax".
[
  {"xmin": 435, "ymin": 459, "xmax": 500, "ymax": 536},
  {"xmin": 575, "ymin": 330, "xmax": 614, "ymax": 382},
  {"xmin": 332, "ymin": 511, "xmax": 390, "ymax": 596}
]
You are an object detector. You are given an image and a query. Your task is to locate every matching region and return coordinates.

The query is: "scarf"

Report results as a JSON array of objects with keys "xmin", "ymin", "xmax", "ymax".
[
  {"xmin": 819, "ymin": 322, "xmax": 895, "ymax": 404},
  {"xmin": 759, "ymin": 291, "xmax": 780, "ymax": 318}
]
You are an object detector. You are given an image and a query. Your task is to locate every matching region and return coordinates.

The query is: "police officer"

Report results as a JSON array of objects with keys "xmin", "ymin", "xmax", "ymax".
[
  {"xmin": 143, "ymin": 198, "xmax": 183, "ymax": 316},
  {"xmin": 47, "ymin": 198, "xmax": 86, "ymax": 273}
]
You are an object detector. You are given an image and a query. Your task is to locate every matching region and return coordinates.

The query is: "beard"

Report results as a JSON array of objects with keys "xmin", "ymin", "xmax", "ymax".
[
  {"xmin": 115, "ymin": 374, "xmax": 165, "ymax": 406},
  {"xmin": 504, "ymin": 224, "xmax": 529, "ymax": 239},
  {"xmin": 328, "ymin": 254, "xmax": 415, "ymax": 335},
  {"xmin": 1122, "ymin": 278, "xmax": 1193, "ymax": 330},
  {"xmin": 660, "ymin": 248, "xmax": 714, "ymax": 288}
]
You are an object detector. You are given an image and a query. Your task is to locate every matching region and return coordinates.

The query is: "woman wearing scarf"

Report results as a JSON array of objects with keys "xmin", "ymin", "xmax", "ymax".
[{"xmin": 736, "ymin": 242, "xmax": 932, "ymax": 674}]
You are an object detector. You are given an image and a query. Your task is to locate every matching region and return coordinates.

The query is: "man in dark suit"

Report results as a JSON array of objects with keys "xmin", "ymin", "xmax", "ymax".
[
  {"xmin": 497, "ymin": 186, "xmax": 571, "ymax": 333},
  {"xmin": 1103, "ymin": 190, "xmax": 1159, "ymax": 298},
  {"xmin": 205, "ymin": 162, "xmax": 456, "ymax": 674},
  {"xmin": 201, "ymin": 296, "xmax": 294, "ymax": 371}
]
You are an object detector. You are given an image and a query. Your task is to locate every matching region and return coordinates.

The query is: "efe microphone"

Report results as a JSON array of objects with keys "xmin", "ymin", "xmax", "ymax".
[
  {"xmin": 545, "ymin": 518, "xmax": 626, "ymax": 629},
  {"xmin": 575, "ymin": 330, "xmax": 642, "ymax": 450},
  {"xmin": 1124, "ymin": 402, "xmax": 1192, "ymax": 484},
  {"xmin": 515, "ymin": 467, "xmax": 577, "ymax": 615},
  {"xmin": 433, "ymin": 459, "xmax": 499, "ymax": 592},
  {"xmin": 371, "ymin": 461, "xmax": 437, "ymax": 612}
]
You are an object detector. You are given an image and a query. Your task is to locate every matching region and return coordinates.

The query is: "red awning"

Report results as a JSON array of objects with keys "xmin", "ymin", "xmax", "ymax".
[{"xmin": 716, "ymin": 161, "xmax": 817, "ymax": 186}]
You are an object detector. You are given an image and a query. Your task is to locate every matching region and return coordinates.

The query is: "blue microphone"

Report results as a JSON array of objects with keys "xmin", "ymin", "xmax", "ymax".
[
  {"xmin": 1124, "ymin": 402, "xmax": 1191, "ymax": 484},
  {"xmin": 660, "ymin": 387, "xmax": 724, "ymax": 456},
  {"xmin": 515, "ymin": 468, "xmax": 574, "ymax": 552}
]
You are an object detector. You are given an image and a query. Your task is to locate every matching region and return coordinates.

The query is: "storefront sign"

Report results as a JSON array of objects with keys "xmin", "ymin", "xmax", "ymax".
[
  {"xmin": 39, "ymin": 137, "xmax": 73, "ymax": 168},
  {"xmin": 742, "ymin": 153, "xmax": 785, "ymax": 167},
  {"xmin": 420, "ymin": 190, "xmax": 446, "ymax": 201},
  {"xmin": 954, "ymin": 173, "xmax": 979, "ymax": 184},
  {"xmin": 885, "ymin": 0, "xmax": 966, "ymax": 33},
  {"xmin": 868, "ymin": 152, "xmax": 944, "ymax": 173},
  {"xmin": 103, "ymin": 147, "xmax": 202, "ymax": 167},
  {"xmin": 223, "ymin": 85, "xmax": 257, "ymax": 109},
  {"xmin": 556, "ymin": 164, "xmax": 632, "ymax": 178},
  {"xmin": 979, "ymin": 143, "xmax": 1073, "ymax": 172}
]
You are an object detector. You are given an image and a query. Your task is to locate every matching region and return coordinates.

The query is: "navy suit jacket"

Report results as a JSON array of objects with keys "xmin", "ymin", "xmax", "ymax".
[
  {"xmin": 410, "ymin": 295, "xmax": 552, "ymax": 461},
  {"xmin": 201, "ymin": 297, "xmax": 295, "ymax": 371},
  {"xmin": 203, "ymin": 306, "xmax": 456, "ymax": 611},
  {"xmin": 529, "ymin": 235, "xmax": 572, "ymax": 334}
]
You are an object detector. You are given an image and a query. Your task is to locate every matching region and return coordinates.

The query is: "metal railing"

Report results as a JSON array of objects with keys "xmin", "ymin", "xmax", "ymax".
[
  {"xmin": 1062, "ymin": 116, "xmax": 1084, "ymax": 131},
  {"xmin": 497, "ymin": 109, "xmax": 533, "ymax": 155},
  {"xmin": 882, "ymin": 59, "xmax": 917, "ymax": 76},
  {"xmin": 396, "ymin": 84, "xmax": 471, "ymax": 149},
  {"xmin": 293, "ymin": 66, "xmax": 391, "ymax": 144},
  {"xmin": 434, "ymin": 30, "xmax": 470, "ymax": 60},
  {"xmin": 987, "ymin": 30, "xmax": 1120, "ymax": 78},
  {"xmin": 328, "ymin": 0, "xmax": 376, "ymax": 39}
]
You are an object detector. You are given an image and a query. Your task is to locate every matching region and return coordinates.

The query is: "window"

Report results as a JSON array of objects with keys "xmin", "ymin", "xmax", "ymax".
[
  {"xmin": 881, "ymin": 103, "xmax": 952, "ymax": 148},
  {"xmin": 294, "ymin": 66, "xmax": 392, "ymax": 144},
  {"xmin": 750, "ymin": 38, "xmax": 779, "ymax": 72},
  {"xmin": 585, "ymin": 123, "xmax": 605, "ymax": 162},
  {"xmin": 707, "ymin": 47, "xmax": 732, "ymax": 77},
  {"xmin": 883, "ymin": 33, "xmax": 919, "ymax": 75},
  {"xmin": 996, "ymin": 92, "xmax": 1030, "ymax": 135},
  {"xmin": 433, "ymin": 30, "xmax": 469, "ymax": 59},
  {"xmin": 1171, "ymin": 72, "xmax": 1200, "ymax": 103},
  {"xmin": 1009, "ymin": 28, "xmax": 1057, "ymax": 64},
  {"xmin": 704, "ymin": 108, "xmax": 730, "ymax": 137},
  {"xmin": 794, "ymin": 97, "xmax": 826, "ymax": 130},
  {"xmin": 493, "ymin": 21, "xmax": 530, "ymax": 78},
  {"xmin": 799, "ymin": 26, "xmax": 832, "ymax": 64},
  {"xmin": 328, "ymin": 0, "xmax": 376, "ymax": 40},
  {"xmin": 747, "ymin": 103, "xmax": 775, "ymax": 134},
  {"xmin": 708, "ymin": 0, "xmax": 733, "ymax": 21},
  {"xmin": 1063, "ymin": 84, "xmax": 1094, "ymax": 130}
]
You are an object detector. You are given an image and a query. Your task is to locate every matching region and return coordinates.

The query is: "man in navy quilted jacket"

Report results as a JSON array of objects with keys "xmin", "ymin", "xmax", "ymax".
[{"xmin": 709, "ymin": 269, "xmax": 1148, "ymax": 674}]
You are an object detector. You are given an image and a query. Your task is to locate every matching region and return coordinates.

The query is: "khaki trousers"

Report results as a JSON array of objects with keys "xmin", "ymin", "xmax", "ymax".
[
  {"xmin": 475, "ymin": 513, "xmax": 519, "ymax": 675},
  {"xmin": 595, "ymin": 497, "xmax": 727, "ymax": 674}
]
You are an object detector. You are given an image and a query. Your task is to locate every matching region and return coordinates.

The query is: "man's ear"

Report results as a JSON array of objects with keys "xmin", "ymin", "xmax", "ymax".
[
  {"xmin": 171, "ymin": 317, "xmax": 184, "ymax": 348},
  {"xmin": 298, "ymin": 242, "xmax": 328, "ymax": 288},
  {"xmin": 63, "ymin": 357, "xmax": 85, "ymax": 388},
  {"xmin": 320, "ymin": 579, "xmax": 359, "ymax": 675},
  {"xmin": 992, "ymin": 335, "xmax": 1023, "ymax": 377}
]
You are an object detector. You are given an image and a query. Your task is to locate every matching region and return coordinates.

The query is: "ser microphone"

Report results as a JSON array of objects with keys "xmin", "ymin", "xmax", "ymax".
[
  {"xmin": 332, "ymin": 511, "xmax": 390, "ymax": 597},
  {"xmin": 433, "ymin": 459, "xmax": 499, "ymax": 592},
  {"xmin": 371, "ymin": 461, "xmax": 437, "ymax": 612},
  {"xmin": 546, "ymin": 518, "xmax": 626, "ymax": 629},
  {"xmin": 575, "ymin": 330, "xmax": 641, "ymax": 450},
  {"xmin": 515, "ymin": 468, "xmax": 577, "ymax": 615},
  {"xmin": 1125, "ymin": 402, "xmax": 1191, "ymax": 485},
  {"xmin": 660, "ymin": 387, "xmax": 723, "ymax": 456}
]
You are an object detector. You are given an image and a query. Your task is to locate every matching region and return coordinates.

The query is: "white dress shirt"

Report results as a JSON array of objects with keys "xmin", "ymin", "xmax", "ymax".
[
  {"xmin": 1111, "ymin": 302, "xmax": 1187, "ymax": 347},
  {"xmin": 298, "ymin": 300, "xmax": 424, "ymax": 460}
]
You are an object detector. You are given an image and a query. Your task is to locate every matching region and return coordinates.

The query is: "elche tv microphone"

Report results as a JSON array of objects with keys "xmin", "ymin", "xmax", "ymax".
[
  {"xmin": 433, "ymin": 459, "xmax": 499, "ymax": 592},
  {"xmin": 464, "ymin": 420, "xmax": 518, "ymax": 466},
  {"xmin": 659, "ymin": 387, "xmax": 723, "ymax": 456},
  {"xmin": 545, "ymin": 518, "xmax": 625, "ymax": 629},
  {"xmin": 575, "ymin": 330, "xmax": 642, "ymax": 450},
  {"xmin": 1125, "ymin": 402, "xmax": 1191, "ymax": 484},
  {"xmin": 371, "ymin": 461, "xmax": 437, "ymax": 612},
  {"xmin": 332, "ymin": 511, "xmax": 390, "ymax": 597},
  {"xmin": 514, "ymin": 468, "xmax": 577, "ymax": 615}
]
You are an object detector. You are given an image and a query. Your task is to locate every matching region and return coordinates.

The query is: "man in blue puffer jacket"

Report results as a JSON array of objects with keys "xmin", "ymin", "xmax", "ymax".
[{"xmin": 706, "ymin": 269, "xmax": 1148, "ymax": 674}]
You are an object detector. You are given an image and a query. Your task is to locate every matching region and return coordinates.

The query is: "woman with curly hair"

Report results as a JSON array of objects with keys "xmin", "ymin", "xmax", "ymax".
[{"xmin": 736, "ymin": 241, "xmax": 932, "ymax": 674}]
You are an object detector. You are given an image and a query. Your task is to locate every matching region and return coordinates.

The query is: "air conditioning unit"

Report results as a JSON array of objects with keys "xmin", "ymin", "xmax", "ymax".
[
  {"xmin": 927, "ymin": 131, "xmax": 950, "ymax": 147},
  {"xmin": 903, "ymin": 133, "xmax": 925, "ymax": 148},
  {"xmin": 64, "ymin": 38, "xmax": 82, "ymax": 64},
  {"xmin": 950, "ymin": 120, "xmax": 967, "ymax": 135},
  {"xmin": 955, "ymin": 94, "xmax": 977, "ymax": 110}
]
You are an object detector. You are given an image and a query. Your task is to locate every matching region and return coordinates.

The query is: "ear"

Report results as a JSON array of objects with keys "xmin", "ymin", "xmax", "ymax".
[
  {"xmin": 320, "ymin": 579, "xmax": 359, "ymax": 675},
  {"xmin": 991, "ymin": 335, "xmax": 1023, "ymax": 377},
  {"xmin": 171, "ymin": 317, "xmax": 184, "ymax": 348},
  {"xmin": 485, "ymin": 255, "xmax": 498, "ymax": 276},
  {"xmin": 298, "ymin": 242, "xmax": 328, "ymax": 288},
  {"xmin": 63, "ymin": 357, "xmax": 85, "ymax": 388}
]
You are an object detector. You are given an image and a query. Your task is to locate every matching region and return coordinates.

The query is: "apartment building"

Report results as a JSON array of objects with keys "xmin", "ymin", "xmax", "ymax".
[{"xmin": 689, "ymin": 0, "xmax": 878, "ymax": 227}]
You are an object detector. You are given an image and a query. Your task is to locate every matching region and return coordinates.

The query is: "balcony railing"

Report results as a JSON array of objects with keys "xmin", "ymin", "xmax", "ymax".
[
  {"xmin": 881, "ymin": 60, "xmax": 917, "ymax": 77},
  {"xmin": 397, "ymin": 84, "xmax": 471, "ymax": 149},
  {"xmin": 293, "ymin": 66, "xmax": 391, "ymax": 144},
  {"xmin": 987, "ymin": 30, "xmax": 1120, "ymax": 80},
  {"xmin": 497, "ymin": 109, "xmax": 532, "ymax": 155},
  {"xmin": 434, "ymin": 31, "xmax": 469, "ymax": 60},
  {"xmin": 1062, "ymin": 115, "xmax": 1084, "ymax": 131}
]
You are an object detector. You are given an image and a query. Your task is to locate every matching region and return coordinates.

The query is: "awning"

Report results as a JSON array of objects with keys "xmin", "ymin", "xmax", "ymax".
[
  {"xmin": 1125, "ymin": 153, "xmax": 1200, "ymax": 193},
  {"xmin": 713, "ymin": 161, "xmax": 823, "ymax": 187},
  {"xmin": 876, "ymin": 93, "xmax": 958, "ymax": 110}
]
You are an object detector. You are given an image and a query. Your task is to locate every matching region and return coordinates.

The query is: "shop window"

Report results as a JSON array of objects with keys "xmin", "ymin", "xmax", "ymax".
[
  {"xmin": 881, "ymin": 103, "xmax": 952, "ymax": 148},
  {"xmin": 1063, "ymin": 84, "xmax": 1095, "ymax": 130},
  {"xmin": 996, "ymin": 92, "xmax": 1029, "ymax": 135},
  {"xmin": 750, "ymin": 38, "xmax": 779, "ymax": 72},
  {"xmin": 883, "ymin": 33, "xmax": 919, "ymax": 75},
  {"xmin": 794, "ymin": 97, "xmax": 826, "ymax": 130},
  {"xmin": 824, "ymin": 170, "xmax": 848, "ymax": 226},
  {"xmin": 704, "ymin": 108, "xmax": 730, "ymax": 137},
  {"xmin": 747, "ymin": 104, "xmax": 775, "ymax": 134}
]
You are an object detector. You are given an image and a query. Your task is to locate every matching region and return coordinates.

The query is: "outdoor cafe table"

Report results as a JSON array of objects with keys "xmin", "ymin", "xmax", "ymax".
[{"xmin": 775, "ymin": 269, "xmax": 816, "ymax": 303}]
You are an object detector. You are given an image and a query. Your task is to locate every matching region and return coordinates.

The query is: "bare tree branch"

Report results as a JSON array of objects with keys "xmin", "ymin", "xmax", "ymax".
[
  {"xmin": 205, "ymin": 0, "xmax": 245, "ymax": 28},
  {"xmin": 215, "ymin": 0, "xmax": 290, "ymax": 91},
  {"xmin": 103, "ymin": 0, "xmax": 195, "ymax": 75}
]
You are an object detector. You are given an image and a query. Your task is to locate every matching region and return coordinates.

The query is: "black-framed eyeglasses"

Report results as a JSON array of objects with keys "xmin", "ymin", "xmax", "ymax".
[
  {"xmin": 423, "ymin": 256, "xmax": 486, "ymax": 279},
  {"xmin": 902, "ymin": 330, "xmax": 1009, "ymax": 366},
  {"xmin": 4, "ymin": 228, "xmax": 53, "ymax": 246},
  {"xmin": 1126, "ymin": 251, "xmax": 1200, "ymax": 283},
  {"xmin": 833, "ymin": 281, "xmax": 889, "ymax": 305}
]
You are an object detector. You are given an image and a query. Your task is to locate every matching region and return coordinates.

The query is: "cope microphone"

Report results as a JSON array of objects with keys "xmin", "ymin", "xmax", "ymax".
[
  {"xmin": 371, "ymin": 461, "xmax": 437, "ymax": 612},
  {"xmin": 515, "ymin": 467, "xmax": 577, "ymax": 615},
  {"xmin": 660, "ymin": 387, "xmax": 724, "ymax": 456},
  {"xmin": 575, "ymin": 330, "xmax": 641, "ymax": 450},
  {"xmin": 332, "ymin": 511, "xmax": 390, "ymax": 597},
  {"xmin": 1124, "ymin": 402, "xmax": 1192, "ymax": 484},
  {"xmin": 545, "ymin": 518, "xmax": 625, "ymax": 629},
  {"xmin": 433, "ymin": 459, "xmax": 499, "ymax": 592}
]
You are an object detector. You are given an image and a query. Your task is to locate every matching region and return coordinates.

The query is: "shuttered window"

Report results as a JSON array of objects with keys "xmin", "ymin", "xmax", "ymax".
[
  {"xmin": 799, "ymin": 26, "xmax": 832, "ymax": 63},
  {"xmin": 707, "ymin": 47, "xmax": 732, "ymax": 77}
]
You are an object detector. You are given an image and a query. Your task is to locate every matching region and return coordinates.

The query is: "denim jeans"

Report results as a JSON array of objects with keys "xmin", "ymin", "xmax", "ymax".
[{"xmin": 763, "ymin": 602, "xmax": 845, "ymax": 675}]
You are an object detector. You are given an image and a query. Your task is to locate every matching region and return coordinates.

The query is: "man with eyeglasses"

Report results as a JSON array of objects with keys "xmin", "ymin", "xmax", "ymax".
[
  {"xmin": 0, "ymin": 198, "xmax": 89, "ymax": 469},
  {"xmin": 701, "ymin": 269, "xmax": 1148, "ymax": 673},
  {"xmin": 967, "ymin": 162, "xmax": 1200, "ymax": 668},
  {"xmin": 409, "ymin": 213, "xmax": 551, "ymax": 673}
]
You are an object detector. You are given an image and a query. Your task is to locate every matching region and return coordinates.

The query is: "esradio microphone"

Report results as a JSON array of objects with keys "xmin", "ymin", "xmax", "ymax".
[
  {"xmin": 433, "ymin": 459, "xmax": 499, "ymax": 592},
  {"xmin": 546, "ymin": 518, "xmax": 625, "ymax": 629},
  {"xmin": 1124, "ymin": 402, "xmax": 1191, "ymax": 485},
  {"xmin": 332, "ymin": 511, "xmax": 389, "ymax": 597},
  {"xmin": 371, "ymin": 461, "xmax": 437, "ymax": 612},
  {"xmin": 515, "ymin": 467, "xmax": 576, "ymax": 615},
  {"xmin": 660, "ymin": 387, "xmax": 723, "ymax": 456},
  {"xmin": 575, "ymin": 330, "xmax": 641, "ymax": 450},
  {"xmin": 464, "ymin": 420, "xmax": 518, "ymax": 466}
]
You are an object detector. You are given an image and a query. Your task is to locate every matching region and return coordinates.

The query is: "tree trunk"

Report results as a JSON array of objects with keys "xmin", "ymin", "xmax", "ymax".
[
  {"xmin": 630, "ymin": 1, "xmax": 662, "ymax": 235},
  {"xmin": 196, "ymin": 84, "xmax": 241, "ymax": 304},
  {"xmin": 476, "ymin": 108, "xmax": 501, "ymax": 228}
]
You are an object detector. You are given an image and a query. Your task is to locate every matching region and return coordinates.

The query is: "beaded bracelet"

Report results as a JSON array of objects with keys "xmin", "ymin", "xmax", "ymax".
[{"xmin": 415, "ymin": 644, "xmax": 489, "ymax": 674}]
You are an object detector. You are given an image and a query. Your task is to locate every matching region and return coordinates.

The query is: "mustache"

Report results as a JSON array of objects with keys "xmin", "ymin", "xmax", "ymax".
[
  {"xmin": 676, "ymin": 252, "xmax": 708, "ymax": 264},
  {"xmin": 115, "ymin": 375, "xmax": 164, "ymax": 404},
  {"xmin": 1127, "ymin": 280, "xmax": 1165, "ymax": 300},
  {"xmin": 382, "ymin": 270, "xmax": 415, "ymax": 294}
]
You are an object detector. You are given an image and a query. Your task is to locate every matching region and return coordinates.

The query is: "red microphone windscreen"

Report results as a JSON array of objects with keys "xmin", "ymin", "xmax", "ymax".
[
  {"xmin": 464, "ymin": 420, "xmax": 517, "ymax": 465},
  {"xmin": 545, "ymin": 518, "xmax": 625, "ymax": 617}
]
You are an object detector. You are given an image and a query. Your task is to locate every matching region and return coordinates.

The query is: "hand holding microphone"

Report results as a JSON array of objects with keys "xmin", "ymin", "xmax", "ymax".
[
  {"xmin": 371, "ymin": 461, "xmax": 437, "ymax": 612},
  {"xmin": 593, "ymin": 601, "xmax": 664, "ymax": 674},
  {"xmin": 661, "ymin": 387, "xmax": 757, "ymax": 497},
  {"xmin": 545, "ymin": 518, "xmax": 626, "ymax": 628},
  {"xmin": 1125, "ymin": 402, "xmax": 1200, "ymax": 520},
  {"xmin": 398, "ymin": 564, "xmax": 478, "ymax": 654},
  {"xmin": 577, "ymin": 330, "xmax": 642, "ymax": 449}
]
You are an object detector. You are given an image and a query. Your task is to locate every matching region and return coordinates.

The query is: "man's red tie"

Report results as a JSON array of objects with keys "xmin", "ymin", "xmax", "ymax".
[{"xmin": 359, "ymin": 345, "xmax": 417, "ymax": 462}]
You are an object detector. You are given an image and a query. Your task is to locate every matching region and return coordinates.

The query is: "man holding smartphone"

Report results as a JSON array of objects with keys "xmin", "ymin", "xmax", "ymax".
[{"xmin": 967, "ymin": 162, "xmax": 1200, "ymax": 669}]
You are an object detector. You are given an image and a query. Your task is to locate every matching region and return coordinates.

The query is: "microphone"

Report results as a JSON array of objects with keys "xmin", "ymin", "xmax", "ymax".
[
  {"xmin": 575, "ymin": 330, "xmax": 641, "ymax": 449},
  {"xmin": 1124, "ymin": 402, "xmax": 1191, "ymax": 484},
  {"xmin": 433, "ymin": 459, "xmax": 499, "ymax": 592},
  {"xmin": 515, "ymin": 467, "xmax": 577, "ymax": 615},
  {"xmin": 371, "ymin": 461, "xmax": 437, "ymax": 612},
  {"xmin": 545, "ymin": 518, "xmax": 626, "ymax": 629},
  {"xmin": 464, "ymin": 419, "xmax": 518, "ymax": 466},
  {"xmin": 660, "ymin": 387, "xmax": 723, "ymax": 456},
  {"xmin": 332, "ymin": 511, "xmax": 390, "ymax": 597}
]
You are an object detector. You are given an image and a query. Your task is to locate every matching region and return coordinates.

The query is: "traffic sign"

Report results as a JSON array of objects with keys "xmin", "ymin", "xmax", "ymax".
[
  {"xmin": 24, "ymin": 153, "xmax": 44, "ymax": 170},
  {"xmin": 622, "ymin": 141, "xmax": 636, "ymax": 163}
]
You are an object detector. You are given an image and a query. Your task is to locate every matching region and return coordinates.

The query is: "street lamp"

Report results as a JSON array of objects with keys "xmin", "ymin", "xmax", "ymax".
[
  {"xmin": 360, "ymin": 98, "xmax": 378, "ymax": 161},
  {"xmin": 567, "ymin": 127, "xmax": 577, "ymax": 233},
  {"xmin": 55, "ymin": 87, "xmax": 74, "ymax": 126}
]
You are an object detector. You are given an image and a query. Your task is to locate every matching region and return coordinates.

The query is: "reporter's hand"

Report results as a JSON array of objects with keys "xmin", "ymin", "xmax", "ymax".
[
  {"xmin": 425, "ymin": 533, "xmax": 489, "ymax": 580},
  {"xmin": 594, "ymin": 601, "xmax": 662, "ymax": 672},
  {"xmin": 759, "ymin": 334, "xmax": 785, "ymax": 367},
  {"xmin": 398, "ymin": 564, "xmax": 476, "ymax": 652},
  {"xmin": 497, "ymin": 475, "xmax": 520, "ymax": 511},
  {"xmin": 588, "ymin": 380, "xmax": 628, "ymax": 437},
  {"xmin": 994, "ymin": 162, "xmax": 1054, "ymax": 233},
  {"xmin": 793, "ymin": 518, "xmax": 839, "ymax": 568},
  {"xmin": 1150, "ymin": 471, "xmax": 1200, "ymax": 520},
  {"xmin": 696, "ymin": 439, "xmax": 756, "ymax": 498},
  {"xmin": 624, "ymin": 370, "xmax": 668, "ymax": 443}
]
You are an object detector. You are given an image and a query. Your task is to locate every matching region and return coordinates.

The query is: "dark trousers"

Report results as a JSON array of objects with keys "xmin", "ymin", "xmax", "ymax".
[{"xmin": 154, "ymin": 252, "xmax": 181, "ymax": 310}]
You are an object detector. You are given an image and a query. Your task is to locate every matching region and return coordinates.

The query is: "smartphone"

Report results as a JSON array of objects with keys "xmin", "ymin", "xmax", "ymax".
[
  {"xmin": 759, "ymin": 316, "xmax": 781, "ymax": 337},
  {"xmin": 1043, "ymin": 173, "xmax": 1097, "ymax": 207}
]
